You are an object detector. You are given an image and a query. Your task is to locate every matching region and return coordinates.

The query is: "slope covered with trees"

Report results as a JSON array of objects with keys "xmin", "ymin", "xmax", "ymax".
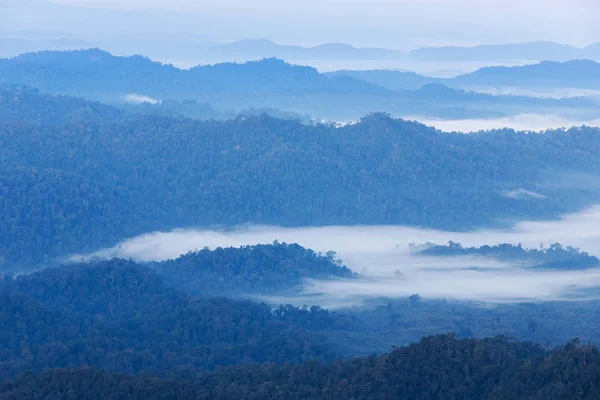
[
  {"xmin": 2, "ymin": 87, "xmax": 600, "ymax": 267},
  {"xmin": 419, "ymin": 242, "xmax": 600, "ymax": 270},
  {"xmin": 2, "ymin": 252, "xmax": 600, "ymax": 395},
  {"xmin": 0, "ymin": 85, "xmax": 126, "ymax": 124},
  {"xmin": 1, "ymin": 335, "xmax": 598, "ymax": 400},
  {"xmin": 151, "ymin": 243, "xmax": 354, "ymax": 297},
  {"xmin": 0, "ymin": 259, "xmax": 351, "ymax": 378}
]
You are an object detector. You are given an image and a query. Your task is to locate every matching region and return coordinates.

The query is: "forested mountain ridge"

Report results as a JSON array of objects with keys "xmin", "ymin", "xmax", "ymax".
[
  {"xmin": 2, "ymin": 253, "xmax": 600, "ymax": 392},
  {"xmin": 0, "ymin": 84, "xmax": 311, "ymax": 124},
  {"xmin": 1, "ymin": 50, "xmax": 598, "ymax": 120},
  {"xmin": 326, "ymin": 69, "xmax": 439, "ymax": 90},
  {"xmin": 0, "ymin": 259, "xmax": 354, "ymax": 377},
  {"xmin": 2, "ymin": 87, "xmax": 600, "ymax": 266},
  {"xmin": 0, "ymin": 50, "xmax": 386, "ymax": 100},
  {"xmin": 0, "ymin": 85, "xmax": 126, "ymax": 124},
  {"xmin": 419, "ymin": 242, "xmax": 600, "ymax": 270},
  {"xmin": 151, "ymin": 243, "xmax": 354, "ymax": 297},
  {"xmin": 1, "ymin": 335, "xmax": 598, "ymax": 400}
]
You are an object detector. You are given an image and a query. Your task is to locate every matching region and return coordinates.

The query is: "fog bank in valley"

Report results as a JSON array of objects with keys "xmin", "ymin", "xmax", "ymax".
[
  {"xmin": 74, "ymin": 205, "xmax": 600, "ymax": 307},
  {"xmin": 411, "ymin": 114, "xmax": 600, "ymax": 133}
]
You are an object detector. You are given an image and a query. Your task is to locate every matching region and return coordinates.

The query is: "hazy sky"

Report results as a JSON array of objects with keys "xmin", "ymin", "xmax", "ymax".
[{"xmin": 48, "ymin": 0, "xmax": 599, "ymax": 47}]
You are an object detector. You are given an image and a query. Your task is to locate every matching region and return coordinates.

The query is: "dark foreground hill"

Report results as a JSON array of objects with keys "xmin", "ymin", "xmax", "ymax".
[
  {"xmin": 0, "ymin": 258, "xmax": 353, "ymax": 378},
  {"xmin": 1, "ymin": 335, "xmax": 598, "ymax": 400}
]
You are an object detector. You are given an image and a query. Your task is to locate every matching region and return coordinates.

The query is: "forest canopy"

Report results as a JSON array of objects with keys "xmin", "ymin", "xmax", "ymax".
[{"xmin": 2, "ymin": 86, "xmax": 600, "ymax": 267}]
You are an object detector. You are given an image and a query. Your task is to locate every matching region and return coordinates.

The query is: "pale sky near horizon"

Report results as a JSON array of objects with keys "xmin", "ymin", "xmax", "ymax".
[
  {"xmin": 50, "ymin": 0, "xmax": 600, "ymax": 46},
  {"xmin": 5, "ymin": 0, "xmax": 599, "ymax": 47}
]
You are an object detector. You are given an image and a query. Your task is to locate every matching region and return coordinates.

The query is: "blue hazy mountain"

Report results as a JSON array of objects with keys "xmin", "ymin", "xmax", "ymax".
[
  {"xmin": 213, "ymin": 39, "xmax": 405, "ymax": 60},
  {"xmin": 325, "ymin": 69, "xmax": 439, "ymax": 90},
  {"xmin": 448, "ymin": 59, "xmax": 600, "ymax": 89},
  {"xmin": 329, "ymin": 60, "xmax": 600, "ymax": 92},
  {"xmin": 2, "ymin": 49, "xmax": 599, "ymax": 121},
  {"xmin": 410, "ymin": 41, "xmax": 594, "ymax": 62}
]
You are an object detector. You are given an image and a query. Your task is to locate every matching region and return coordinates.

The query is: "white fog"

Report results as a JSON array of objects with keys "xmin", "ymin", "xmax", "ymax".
[{"xmin": 72, "ymin": 205, "xmax": 600, "ymax": 307}]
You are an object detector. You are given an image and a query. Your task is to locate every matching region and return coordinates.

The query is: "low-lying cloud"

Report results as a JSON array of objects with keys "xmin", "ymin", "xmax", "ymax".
[
  {"xmin": 471, "ymin": 87, "xmax": 600, "ymax": 100},
  {"xmin": 411, "ymin": 114, "xmax": 600, "ymax": 133},
  {"xmin": 72, "ymin": 205, "xmax": 600, "ymax": 307},
  {"xmin": 504, "ymin": 188, "xmax": 548, "ymax": 200},
  {"xmin": 124, "ymin": 93, "xmax": 161, "ymax": 105}
]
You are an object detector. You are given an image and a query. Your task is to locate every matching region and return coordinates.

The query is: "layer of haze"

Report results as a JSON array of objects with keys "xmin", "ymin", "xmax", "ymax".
[
  {"xmin": 9, "ymin": 0, "xmax": 599, "ymax": 48},
  {"xmin": 411, "ymin": 114, "xmax": 600, "ymax": 133},
  {"xmin": 74, "ymin": 206, "xmax": 600, "ymax": 307}
]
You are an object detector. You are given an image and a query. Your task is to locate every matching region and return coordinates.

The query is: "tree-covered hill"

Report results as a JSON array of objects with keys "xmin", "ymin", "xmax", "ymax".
[
  {"xmin": 0, "ymin": 85, "xmax": 126, "ymax": 124},
  {"xmin": 2, "ymin": 87, "xmax": 600, "ymax": 266},
  {"xmin": 2, "ymin": 255, "xmax": 600, "ymax": 386},
  {"xmin": 0, "ymin": 259, "xmax": 348, "ymax": 377},
  {"xmin": 1, "ymin": 335, "xmax": 598, "ymax": 400},
  {"xmin": 419, "ymin": 242, "xmax": 600, "ymax": 270},
  {"xmin": 151, "ymin": 243, "xmax": 354, "ymax": 297}
]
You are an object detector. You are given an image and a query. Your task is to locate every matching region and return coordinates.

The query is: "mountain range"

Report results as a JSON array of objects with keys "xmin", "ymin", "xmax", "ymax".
[
  {"xmin": 211, "ymin": 39, "xmax": 405, "ymax": 60},
  {"xmin": 2, "ymin": 49, "xmax": 599, "ymax": 121},
  {"xmin": 212, "ymin": 39, "xmax": 600, "ymax": 63},
  {"xmin": 411, "ymin": 41, "xmax": 600, "ymax": 62},
  {"xmin": 2, "ymin": 0, "xmax": 599, "ymax": 63},
  {"xmin": 3, "ymin": 35, "xmax": 600, "ymax": 64},
  {"xmin": 328, "ymin": 59, "xmax": 600, "ymax": 92},
  {"xmin": 3, "ymin": 85, "xmax": 600, "ymax": 266}
]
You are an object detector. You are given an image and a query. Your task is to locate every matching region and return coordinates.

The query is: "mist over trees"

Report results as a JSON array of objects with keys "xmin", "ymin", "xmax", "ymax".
[
  {"xmin": 2, "ymin": 39, "xmax": 600, "ymax": 399},
  {"xmin": 1, "ymin": 250, "xmax": 600, "ymax": 396},
  {"xmin": 151, "ymin": 243, "xmax": 355, "ymax": 297},
  {"xmin": 418, "ymin": 242, "xmax": 600, "ymax": 270},
  {"xmin": 2, "ymin": 85, "xmax": 600, "ymax": 267},
  {"xmin": 2, "ymin": 50, "xmax": 599, "ymax": 121}
]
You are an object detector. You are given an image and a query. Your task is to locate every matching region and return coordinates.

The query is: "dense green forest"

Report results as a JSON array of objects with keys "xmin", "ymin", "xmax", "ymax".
[
  {"xmin": 151, "ymin": 243, "xmax": 355, "ymax": 297},
  {"xmin": 2, "ymin": 85, "xmax": 600, "ymax": 266},
  {"xmin": 1, "ymin": 245, "xmax": 600, "ymax": 397},
  {"xmin": 1, "ymin": 335, "xmax": 598, "ymax": 400},
  {"xmin": 1, "ymin": 50, "xmax": 598, "ymax": 120},
  {"xmin": 3, "ymin": 20, "xmax": 600, "ymax": 400},
  {"xmin": 0, "ymin": 85, "xmax": 310, "ymax": 124},
  {"xmin": 2, "ymin": 247, "xmax": 600, "ymax": 379},
  {"xmin": 0, "ymin": 258, "xmax": 355, "ymax": 377},
  {"xmin": 418, "ymin": 242, "xmax": 600, "ymax": 270},
  {"xmin": 352, "ymin": 296, "xmax": 600, "ymax": 348}
]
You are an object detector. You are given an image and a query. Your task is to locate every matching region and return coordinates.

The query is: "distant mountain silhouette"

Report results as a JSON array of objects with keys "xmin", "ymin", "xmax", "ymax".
[
  {"xmin": 213, "ymin": 39, "xmax": 404, "ymax": 60},
  {"xmin": 2, "ymin": 50, "xmax": 599, "ymax": 120},
  {"xmin": 583, "ymin": 42, "xmax": 600, "ymax": 60},
  {"xmin": 330, "ymin": 60, "xmax": 600, "ymax": 91},
  {"xmin": 448, "ymin": 59, "xmax": 600, "ymax": 89},
  {"xmin": 410, "ymin": 41, "xmax": 599, "ymax": 62},
  {"xmin": 325, "ymin": 69, "xmax": 439, "ymax": 90},
  {"xmin": 214, "ymin": 39, "xmax": 600, "ymax": 63}
]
